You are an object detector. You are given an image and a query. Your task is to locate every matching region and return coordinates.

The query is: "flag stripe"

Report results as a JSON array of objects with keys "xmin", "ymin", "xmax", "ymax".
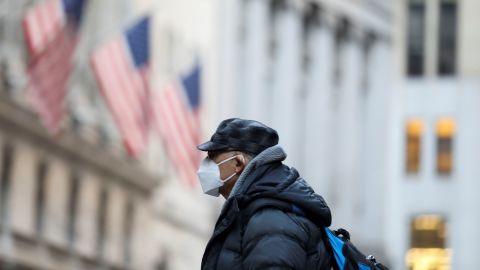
[
  {"xmin": 164, "ymin": 87, "xmax": 198, "ymax": 157},
  {"xmin": 91, "ymin": 46, "xmax": 145, "ymax": 154},
  {"xmin": 23, "ymin": 0, "xmax": 64, "ymax": 55},
  {"xmin": 166, "ymin": 90, "xmax": 200, "ymax": 171},
  {"xmin": 105, "ymin": 40, "xmax": 147, "ymax": 151},
  {"xmin": 25, "ymin": 25, "xmax": 76, "ymax": 133},
  {"xmin": 23, "ymin": 0, "xmax": 84, "ymax": 133},
  {"xmin": 155, "ymin": 89, "xmax": 198, "ymax": 185},
  {"xmin": 109, "ymin": 40, "xmax": 145, "ymax": 121},
  {"xmin": 156, "ymin": 104, "xmax": 193, "ymax": 179},
  {"xmin": 90, "ymin": 17, "xmax": 150, "ymax": 157},
  {"xmin": 163, "ymin": 90, "xmax": 198, "ymax": 171},
  {"xmin": 150, "ymin": 63, "xmax": 202, "ymax": 186},
  {"xmin": 106, "ymin": 41, "xmax": 142, "ymax": 120}
]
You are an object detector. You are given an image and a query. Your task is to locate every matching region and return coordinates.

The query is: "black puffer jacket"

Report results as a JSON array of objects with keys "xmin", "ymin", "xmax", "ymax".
[{"xmin": 201, "ymin": 146, "xmax": 332, "ymax": 270}]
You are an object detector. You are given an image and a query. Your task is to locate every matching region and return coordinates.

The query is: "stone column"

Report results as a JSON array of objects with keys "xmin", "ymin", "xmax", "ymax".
[
  {"xmin": 358, "ymin": 36, "xmax": 392, "ymax": 254},
  {"xmin": 270, "ymin": 1, "xmax": 302, "ymax": 167},
  {"xmin": 217, "ymin": 0, "xmax": 244, "ymax": 120},
  {"xmin": 333, "ymin": 24, "xmax": 364, "ymax": 229},
  {"xmin": 241, "ymin": 0, "xmax": 270, "ymax": 122},
  {"xmin": 302, "ymin": 11, "xmax": 336, "ymax": 200}
]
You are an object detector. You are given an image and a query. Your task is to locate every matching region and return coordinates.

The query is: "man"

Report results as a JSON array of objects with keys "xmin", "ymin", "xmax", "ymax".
[{"xmin": 197, "ymin": 118, "xmax": 332, "ymax": 270}]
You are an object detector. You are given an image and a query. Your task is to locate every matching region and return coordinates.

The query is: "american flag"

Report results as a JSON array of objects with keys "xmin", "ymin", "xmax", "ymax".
[
  {"xmin": 152, "ymin": 64, "xmax": 202, "ymax": 186},
  {"xmin": 22, "ymin": 0, "xmax": 86, "ymax": 133},
  {"xmin": 91, "ymin": 17, "xmax": 150, "ymax": 157}
]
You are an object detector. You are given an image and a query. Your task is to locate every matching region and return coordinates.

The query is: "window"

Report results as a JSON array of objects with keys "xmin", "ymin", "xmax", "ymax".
[
  {"xmin": 437, "ymin": 0, "xmax": 458, "ymax": 75},
  {"xmin": 0, "ymin": 143, "xmax": 14, "ymax": 229},
  {"xmin": 0, "ymin": 62, "xmax": 11, "ymax": 93},
  {"xmin": 34, "ymin": 160, "xmax": 49, "ymax": 237},
  {"xmin": 123, "ymin": 199, "xmax": 134, "ymax": 266},
  {"xmin": 66, "ymin": 172, "xmax": 80, "ymax": 247},
  {"xmin": 301, "ymin": 3, "xmax": 319, "ymax": 73},
  {"xmin": 406, "ymin": 0, "xmax": 458, "ymax": 77},
  {"xmin": 361, "ymin": 33, "xmax": 375, "ymax": 96},
  {"xmin": 436, "ymin": 118, "xmax": 455, "ymax": 175},
  {"xmin": 333, "ymin": 19, "xmax": 349, "ymax": 86},
  {"xmin": 406, "ymin": 215, "xmax": 451, "ymax": 270},
  {"xmin": 96, "ymin": 187, "xmax": 108, "ymax": 260},
  {"xmin": 268, "ymin": 0, "xmax": 286, "ymax": 60},
  {"xmin": 406, "ymin": 0, "xmax": 426, "ymax": 76},
  {"xmin": 405, "ymin": 119, "xmax": 423, "ymax": 174}
]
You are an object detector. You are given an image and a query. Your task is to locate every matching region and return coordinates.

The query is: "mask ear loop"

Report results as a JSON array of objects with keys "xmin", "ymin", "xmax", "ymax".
[
  {"xmin": 217, "ymin": 154, "xmax": 241, "ymax": 183},
  {"xmin": 216, "ymin": 154, "xmax": 237, "ymax": 166},
  {"xmin": 220, "ymin": 172, "xmax": 237, "ymax": 183}
]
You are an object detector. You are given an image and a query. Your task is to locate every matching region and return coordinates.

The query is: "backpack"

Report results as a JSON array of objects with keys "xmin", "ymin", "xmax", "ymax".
[{"xmin": 239, "ymin": 197, "xmax": 389, "ymax": 270}]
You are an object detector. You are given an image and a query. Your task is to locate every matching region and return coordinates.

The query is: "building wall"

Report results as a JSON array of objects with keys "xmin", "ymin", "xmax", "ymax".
[
  {"xmin": 218, "ymin": 0, "xmax": 479, "ymax": 268},
  {"xmin": 218, "ymin": 0, "xmax": 393, "ymax": 263},
  {"xmin": 0, "ymin": 0, "xmax": 219, "ymax": 269},
  {"xmin": 9, "ymin": 140, "xmax": 37, "ymax": 239},
  {"xmin": 395, "ymin": 0, "xmax": 480, "ymax": 79},
  {"xmin": 458, "ymin": 0, "xmax": 480, "ymax": 77},
  {"xmin": 391, "ymin": 0, "xmax": 480, "ymax": 269},
  {"xmin": 0, "ymin": 89, "xmax": 213, "ymax": 270},
  {"xmin": 0, "ymin": 94, "xmax": 160, "ymax": 269},
  {"xmin": 386, "ymin": 81, "xmax": 480, "ymax": 269}
]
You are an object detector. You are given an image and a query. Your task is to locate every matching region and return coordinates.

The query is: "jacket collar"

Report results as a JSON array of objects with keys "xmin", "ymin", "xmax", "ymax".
[{"xmin": 229, "ymin": 145, "xmax": 286, "ymax": 199}]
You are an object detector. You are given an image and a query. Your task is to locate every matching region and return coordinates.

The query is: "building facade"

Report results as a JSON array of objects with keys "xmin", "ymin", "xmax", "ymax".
[
  {"xmin": 0, "ymin": 0, "xmax": 217, "ymax": 269},
  {"xmin": 216, "ymin": 0, "xmax": 393, "ymax": 265},
  {"xmin": 389, "ymin": 0, "xmax": 480, "ymax": 269},
  {"xmin": 216, "ymin": 0, "xmax": 480, "ymax": 269},
  {"xmin": 5, "ymin": 0, "xmax": 478, "ymax": 269},
  {"xmin": 0, "ymin": 91, "xmax": 157, "ymax": 269}
]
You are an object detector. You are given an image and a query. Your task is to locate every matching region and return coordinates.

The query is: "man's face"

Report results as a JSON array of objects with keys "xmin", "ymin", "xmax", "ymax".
[
  {"xmin": 208, "ymin": 151, "xmax": 238, "ymax": 181},
  {"xmin": 208, "ymin": 151, "xmax": 247, "ymax": 198}
]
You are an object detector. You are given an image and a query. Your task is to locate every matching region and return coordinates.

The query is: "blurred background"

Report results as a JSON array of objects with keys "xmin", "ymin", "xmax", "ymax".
[{"xmin": 0, "ymin": 0, "xmax": 478, "ymax": 269}]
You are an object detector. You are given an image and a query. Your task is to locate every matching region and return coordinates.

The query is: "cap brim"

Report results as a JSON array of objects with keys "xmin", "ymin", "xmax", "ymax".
[{"xmin": 197, "ymin": 141, "xmax": 229, "ymax": 152}]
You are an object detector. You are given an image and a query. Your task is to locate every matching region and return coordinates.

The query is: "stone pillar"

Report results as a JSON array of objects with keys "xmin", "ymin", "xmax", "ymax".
[
  {"xmin": 76, "ymin": 173, "xmax": 101, "ymax": 259},
  {"xmin": 270, "ymin": 1, "xmax": 302, "ymax": 167},
  {"xmin": 105, "ymin": 185, "xmax": 127, "ymax": 266},
  {"xmin": 0, "ymin": 138, "xmax": 15, "ymax": 269},
  {"xmin": 358, "ymin": 36, "xmax": 391, "ymax": 254},
  {"xmin": 217, "ymin": 0, "xmax": 244, "ymax": 120},
  {"xmin": 302, "ymin": 12, "xmax": 336, "ymax": 199},
  {"xmin": 333, "ymin": 25, "xmax": 363, "ymax": 229},
  {"xmin": 241, "ymin": 0, "xmax": 270, "ymax": 122}
]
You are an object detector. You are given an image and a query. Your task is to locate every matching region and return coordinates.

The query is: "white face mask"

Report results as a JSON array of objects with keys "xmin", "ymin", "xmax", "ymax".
[{"xmin": 197, "ymin": 155, "xmax": 237, "ymax": 197}]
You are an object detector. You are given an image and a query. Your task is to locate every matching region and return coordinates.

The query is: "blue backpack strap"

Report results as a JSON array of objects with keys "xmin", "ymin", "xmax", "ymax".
[
  {"xmin": 323, "ymin": 228, "xmax": 389, "ymax": 270},
  {"xmin": 324, "ymin": 228, "xmax": 346, "ymax": 270}
]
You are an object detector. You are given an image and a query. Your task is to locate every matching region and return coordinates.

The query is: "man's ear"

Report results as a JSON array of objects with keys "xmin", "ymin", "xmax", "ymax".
[{"xmin": 235, "ymin": 154, "xmax": 246, "ymax": 173}]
